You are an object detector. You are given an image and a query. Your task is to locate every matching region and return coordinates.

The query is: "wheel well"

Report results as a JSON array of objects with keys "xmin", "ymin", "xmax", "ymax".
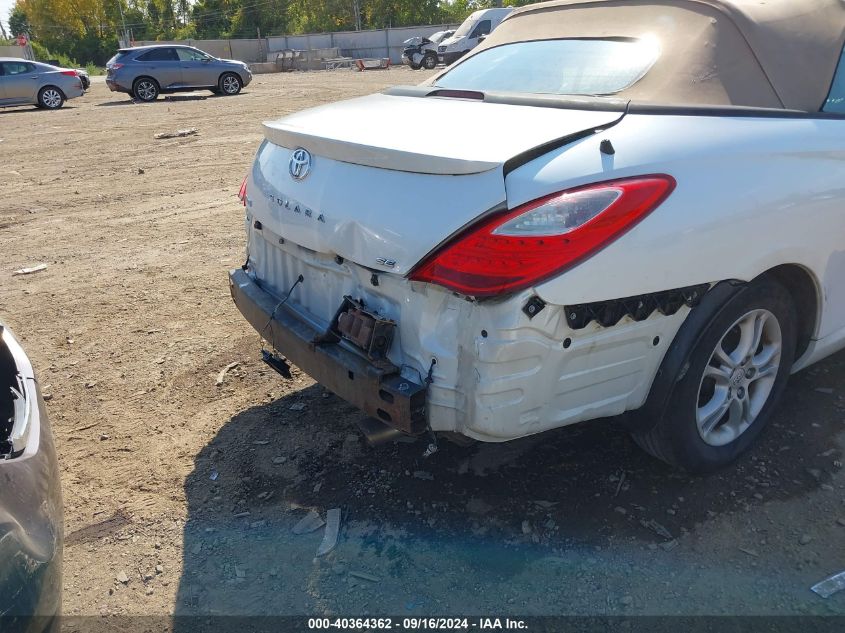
[
  {"xmin": 758, "ymin": 264, "xmax": 818, "ymax": 359},
  {"xmin": 40, "ymin": 85, "xmax": 65, "ymax": 97},
  {"xmin": 219, "ymin": 71, "xmax": 242, "ymax": 84},
  {"xmin": 133, "ymin": 76, "xmax": 159, "ymax": 89}
]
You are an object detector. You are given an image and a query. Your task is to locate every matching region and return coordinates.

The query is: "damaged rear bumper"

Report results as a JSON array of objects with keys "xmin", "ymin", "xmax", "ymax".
[{"xmin": 228, "ymin": 268, "xmax": 427, "ymax": 434}]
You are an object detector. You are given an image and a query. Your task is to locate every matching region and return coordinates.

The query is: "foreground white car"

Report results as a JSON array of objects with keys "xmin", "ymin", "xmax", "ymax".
[{"xmin": 231, "ymin": 0, "xmax": 845, "ymax": 472}]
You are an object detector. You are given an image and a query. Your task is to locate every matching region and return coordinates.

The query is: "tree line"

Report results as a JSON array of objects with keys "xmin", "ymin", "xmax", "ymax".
[{"xmin": 6, "ymin": 0, "xmax": 538, "ymax": 66}]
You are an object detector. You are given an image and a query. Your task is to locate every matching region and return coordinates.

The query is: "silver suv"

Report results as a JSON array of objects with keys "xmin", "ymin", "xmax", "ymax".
[{"xmin": 106, "ymin": 45, "xmax": 253, "ymax": 102}]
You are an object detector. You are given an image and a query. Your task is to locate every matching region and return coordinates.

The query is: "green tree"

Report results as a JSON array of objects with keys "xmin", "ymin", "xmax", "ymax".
[{"xmin": 9, "ymin": 4, "xmax": 31, "ymax": 35}]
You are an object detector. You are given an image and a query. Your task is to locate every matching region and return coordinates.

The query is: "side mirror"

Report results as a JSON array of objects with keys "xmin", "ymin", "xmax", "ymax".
[
  {"xmin": 477, "ymin": 35, "xmax": 487, "ymax": 43},
  {"xmin": 202, "ymin": 58, "xmax": 211, "ymax": 63}
]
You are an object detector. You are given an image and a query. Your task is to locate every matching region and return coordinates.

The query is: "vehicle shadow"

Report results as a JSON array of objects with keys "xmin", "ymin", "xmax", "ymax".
[
  {"xmin": 173, "ymin": 350, "xmax": 845, "ymax": 619},
  {"xmin": 95, "ymin": 100, "xmax": 142, "ymax": 107},
  {"xmin": 0, "ymin": 105, "xmax": 79, "ymax": 114},
  {"xmin": 95, "ymin": 92, "xmax": 250, "ymax": 107}
]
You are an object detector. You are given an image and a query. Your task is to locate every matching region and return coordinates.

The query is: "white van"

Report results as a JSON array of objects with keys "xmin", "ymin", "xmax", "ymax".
[{"xmin": 437, "ymin": 7, "xmax": 514, "ymax": 65}]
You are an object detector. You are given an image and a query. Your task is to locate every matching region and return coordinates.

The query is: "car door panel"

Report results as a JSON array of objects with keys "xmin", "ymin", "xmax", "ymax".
[
  {"xmin": 0, "ymin": 62, "xmax": 38, "ymax": 103},
  {"xmin": 177, "ymin": 48, "xmax": 218, "ymax": 87},
  {"xmin": 138, "ymin": 48, "xmax": 182, "ymax": 89},
  {"xmin": 152, "ymin": 62, "xmax": 182, "ymax": 89}
]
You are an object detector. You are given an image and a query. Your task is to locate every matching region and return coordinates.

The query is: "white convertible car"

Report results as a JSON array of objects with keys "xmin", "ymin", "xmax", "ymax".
[{"xmin": 230, "ymin": 0, "xmax": 845, "ymax": 472}]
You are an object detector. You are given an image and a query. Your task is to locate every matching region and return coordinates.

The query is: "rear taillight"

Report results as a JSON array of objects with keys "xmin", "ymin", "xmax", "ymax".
[
  {"xmin": 60, "ymin": 70, "xmax": 78, "ymax": 77},
  {"xmin": 110, "ymin": 63, "xmax": 124, "ymax": 70},
  {"xmin": 238, "ymin": 176, "xmax": 247, "ymax": 206},
  {"xmin": 409, "ymin": 175, "xmax": 676, "ymax": 297}
]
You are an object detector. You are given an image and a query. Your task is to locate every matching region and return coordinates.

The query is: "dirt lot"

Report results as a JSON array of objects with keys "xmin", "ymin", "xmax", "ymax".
[{"xmin": 1, "ymin": 69, "xmax": 844, "ymax": 622}]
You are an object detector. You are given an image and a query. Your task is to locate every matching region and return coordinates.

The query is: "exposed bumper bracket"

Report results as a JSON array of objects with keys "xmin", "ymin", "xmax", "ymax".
[{"xmin": 230, "ymin": 269, "xmax": 427, "ymax": 434}]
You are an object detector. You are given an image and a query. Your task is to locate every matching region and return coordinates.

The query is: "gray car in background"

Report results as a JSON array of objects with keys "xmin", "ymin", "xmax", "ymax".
[
  {"xmin": 106, "ymin": 45, "xmax": 253, "ymax": 102},
  {"xmin": 0, "ymin": 58, "xmax": 84, "ymax": 109}
]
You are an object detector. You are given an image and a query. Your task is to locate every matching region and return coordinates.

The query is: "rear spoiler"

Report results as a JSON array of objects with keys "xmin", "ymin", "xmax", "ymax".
[{"xmin": 262, "ymin": 122, "xmax": 501, "ymax": 176}]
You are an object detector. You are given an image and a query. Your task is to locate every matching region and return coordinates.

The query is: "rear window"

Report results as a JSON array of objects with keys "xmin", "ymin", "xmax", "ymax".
[
  {"xmin": 107, "ymin": 51, "xmax": 131, "ymax": 66},
  {"xmin": 435, "ymin": 38, "xmax": 660, "ymax": 96}
]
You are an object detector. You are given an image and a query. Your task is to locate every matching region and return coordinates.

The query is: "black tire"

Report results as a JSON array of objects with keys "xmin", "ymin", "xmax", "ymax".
[
  {"xmin": 133, "ymin": 77, "xmax": 159, "ymax": 102},
  {"xmin": 210, "ymin": 87, "xmax": 222, "ymax": 95},
  {"xmin": 37, "ymin": 86, "xmax": 65, "ymax": 109},
  {"xmin": 219, "ymin": 72, "xmax": 242, "ymax": 96},
  {"xmin": 422, "ymin": 53, "xmax": 438, "ymax": 70},
  {"xmin": 632, "ymin": 276, "xmax": 797, "ymax": 473},
  {"xmin": 409, "ymin": 62, "xmax": 422, "ymax": 70}
]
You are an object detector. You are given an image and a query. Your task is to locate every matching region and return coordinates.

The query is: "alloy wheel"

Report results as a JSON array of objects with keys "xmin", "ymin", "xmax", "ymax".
[
  {"xmin": 222, "ymin": 75, "xmax": 240, "ymax": 94},
  {"xmin": 41, "ymin": 89, "xmax": 62, "ymax": 109},
  {"xmin": 136, "ymin": 81, "xmax": 157, "ymax": 101},
  {"xmin": 696, "ymin": 309, "xmax": 782, "ymax": 446}
]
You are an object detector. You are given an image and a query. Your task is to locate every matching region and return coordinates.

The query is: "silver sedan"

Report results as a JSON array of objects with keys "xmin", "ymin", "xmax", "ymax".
[{"xmin": 0, "ymin": 58, "xmax": 85, "ymax": 109}]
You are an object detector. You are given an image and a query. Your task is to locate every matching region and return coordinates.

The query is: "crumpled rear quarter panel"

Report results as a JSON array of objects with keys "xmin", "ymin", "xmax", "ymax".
[{"xmin": 459, "ymin": 300, "xmax": 689, "ymax": 440}]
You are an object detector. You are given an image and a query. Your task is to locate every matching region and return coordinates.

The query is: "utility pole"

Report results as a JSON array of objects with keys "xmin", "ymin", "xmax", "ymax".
[
  {"xmin": 0, "ymin": 19, "xmax": 8, "ymax": 40},
  {"xmin": 116, "ymin": 0, "xmax": 130, "ymax": 46},
  {"xmin": 352, "ymin": 0, "xmax": 362, "ymax": 31}
]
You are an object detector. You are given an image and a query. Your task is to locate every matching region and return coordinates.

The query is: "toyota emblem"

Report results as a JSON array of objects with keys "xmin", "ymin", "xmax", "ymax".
[{"xmin": 289, "ymin": 147, "xmax": 312, "ymax": 181}]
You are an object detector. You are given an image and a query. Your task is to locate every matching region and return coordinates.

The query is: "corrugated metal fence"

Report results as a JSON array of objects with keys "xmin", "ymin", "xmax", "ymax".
[
  {"xmin": 0, "ymin": 44, "xmax": 34, "ymax": 60},
  {"xmin": 267, "ymin": 24, "xmax": 459, "ymax": 64},
  {"xmin": 135, "ymin": 24, "xmax": 458, "ymax": 65},
  {"xmin": 133, "ymin": 39, "xmax": 266, "ymax": 63}
]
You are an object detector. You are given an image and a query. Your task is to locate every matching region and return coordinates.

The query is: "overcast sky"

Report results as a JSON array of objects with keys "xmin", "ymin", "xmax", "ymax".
[{"xmin": 1, "ymin": 0, "xmax": 14, "ymax": 34}]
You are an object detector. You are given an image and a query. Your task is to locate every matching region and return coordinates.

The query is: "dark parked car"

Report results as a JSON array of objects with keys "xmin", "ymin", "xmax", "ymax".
[
  {"xmin": 75, "ymin": 68, "xmax": 90, "ymax": 91},
  {"xmin": 105, "ymin": 45, "xmax": 253, "ymax": 102},
  {"xmin": 0, "ymin": 323, "xmax": 62, "ymax": 632}
]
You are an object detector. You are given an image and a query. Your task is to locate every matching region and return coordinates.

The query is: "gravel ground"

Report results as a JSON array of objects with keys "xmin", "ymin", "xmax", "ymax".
[{"xmin": 0, "ymin": 68, "xmax": 844, "ymax": 622}]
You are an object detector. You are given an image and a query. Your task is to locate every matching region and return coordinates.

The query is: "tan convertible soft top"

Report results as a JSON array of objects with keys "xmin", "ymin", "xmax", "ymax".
[{"xmin": 460, "ymin": 0, "xmax": 845, "ymax": 111}]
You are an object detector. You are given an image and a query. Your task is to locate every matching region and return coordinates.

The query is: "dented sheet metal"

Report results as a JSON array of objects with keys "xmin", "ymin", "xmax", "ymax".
[{"xmin": 0, "ymin": 326, "xmax": 63, "ymax": 623}]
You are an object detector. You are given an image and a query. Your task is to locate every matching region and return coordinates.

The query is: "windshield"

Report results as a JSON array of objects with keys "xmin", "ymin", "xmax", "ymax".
[
  {"xmin": 453, "ymin": 14, "xmax": 481, "ymax": 38},
  {"xmin": 435, "ymin": 38, "xmax": 660, "ymax": 96}
]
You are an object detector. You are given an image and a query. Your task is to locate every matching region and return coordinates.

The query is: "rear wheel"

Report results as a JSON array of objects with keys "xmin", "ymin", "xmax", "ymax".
[
  {"xmin": 219, "ymin": 72, "xmax": 242, "ymax": 96},
  {"xmin": 422, "ymin": 53, "xmax": 438, "ymax": 70},
  {"xmin": 133, "ymin": 78, "xmax": 159, "ymax": 102},
  {"xmin": 632, "ymin": 277, "xmax": 796, "ymax": 472},
  {"xmin": 38, "ymin": 86, "xmax": 64, "ymax": 109}
]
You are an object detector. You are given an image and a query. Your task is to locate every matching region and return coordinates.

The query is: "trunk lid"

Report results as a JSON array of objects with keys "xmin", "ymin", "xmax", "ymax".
[{"xmin": 250, "ymin": 92, "xmax": 623, "ymax": 275}]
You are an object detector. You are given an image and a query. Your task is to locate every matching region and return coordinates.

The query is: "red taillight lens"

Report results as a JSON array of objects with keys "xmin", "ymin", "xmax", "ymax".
[
  {"xmin": 409, "ymin": 175, "xmax": 676, "ymax": 297},
  {"xmin": 110, "ymin": 63, "xmax": 124, "ymax": 70},
  {"xmin": 60, "ymin": 70, "xmax": 78, "ymax": 77},
  {"xmin": 238, "ymin": 176, "xmax": 248, "ymax": 206}
]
